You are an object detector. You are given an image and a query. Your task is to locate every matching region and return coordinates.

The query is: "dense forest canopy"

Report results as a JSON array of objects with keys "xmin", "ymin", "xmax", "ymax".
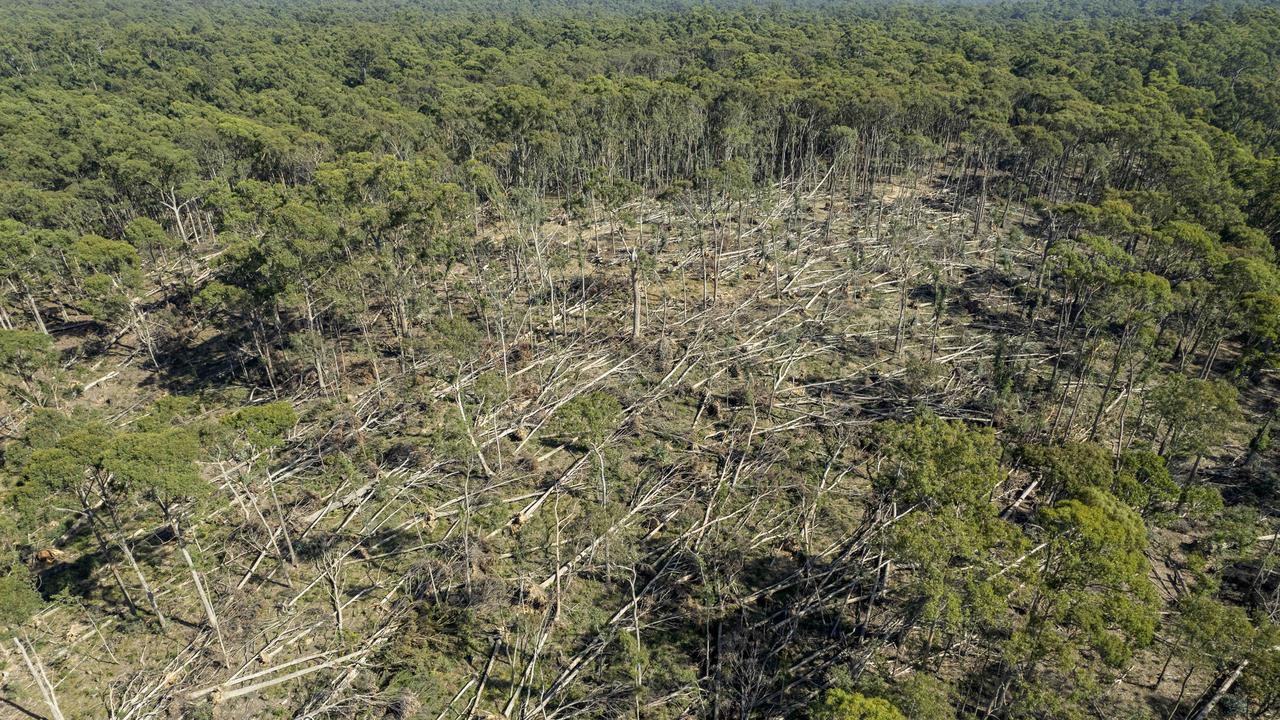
[{"xmin": 0, "ymin": 0, "xmax": 1279, "ymax": 719}]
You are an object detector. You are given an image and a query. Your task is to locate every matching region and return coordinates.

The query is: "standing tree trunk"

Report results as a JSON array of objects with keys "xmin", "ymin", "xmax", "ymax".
[{"xmin": 630, "ymin": 250, "xmax": 641, "ymax": 342}]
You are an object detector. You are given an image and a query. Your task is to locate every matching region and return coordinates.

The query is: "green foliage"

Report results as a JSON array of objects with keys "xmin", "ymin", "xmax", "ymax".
[
  {"xmin": 876, "ymin": 414, "xmax": 1025, "ymax": 645},
  {"xmin": 874, "ymin": 413, "xmax": 1001, "ymax": 510},
  {"xmin": 889, "ymin": 675, "xmax": 955, "ymax": 720},
  {"xmin": 0, "ymin": 329, "xmax": 55, "ymax": 388},
  {"xmin": 1150, "ymin": 375, "xmax": 1241, "ymax": 459},
  {"xmin": 72, "ymin": 234, "xmax": 140, "ymax": 278},
  {"xmin": 1173, "ymin": 595, "xmax": 1255, "ymax": 673},
  {"xmin": 469, "ymin": 370, "xmax": 508, "ymax": 408},
  {"xmin": 554, "ymin": 391, "xmax": 622, "ymax": 447},
  {"xmin": 223, "ymin": 401, "xmax": 298, "ymax": 449},
  {"xmin": 133, "ymin": 395, "xmax": 201, "ymax": 433},
  {"xmin": 2, "ymin": 406, "xmax": 213, "ymax": 564},
  {"xmin": 1019, "ymin": 441, "xmax": 1113, "ymax": 500},
  {"xmin": 427, "ymin": 316, "xmax": 482, "ymax": 359},
  {"xmin": 1181, "ymin": 484, "xmax": 1226, "ymax": 519},
  {"xmin": 104, "ymin": 429, "xmax": 205, "ymax": 501},
  {"xmin": 11, "ymin": 417, "xmax": 113, "ymax": 503},
  {"xmin": 1241, "ymin": 620, "xmax": 1280, "ymax": 716},
  {"xmin": 19, "ymin": 447, "xmax": 87, "ymax": 496},
  {"xmin": 1019, "ymin": 442, "xmax": 1178, "ymax": 511},
  {"xmin": 811, "ymin": 689, "xmax": 906, "ymax": 720},
  {"xmin": 123, "ymin": 217, "xmax": 177, "ymax": 259},
  {"xmin": 1033, "ymin": 488, "xmax": 1158, "ymax": 667},
  {"xmin": 0, "ymin": 561, "xmax": 42, "ymax": 628},
  {"xmin": 1114, "ymin": 450, "xmax": 1177, "ymax": 509},
  {"xmin": 81, "ymin": 273, "xmax": 132, "ymax": 322}
]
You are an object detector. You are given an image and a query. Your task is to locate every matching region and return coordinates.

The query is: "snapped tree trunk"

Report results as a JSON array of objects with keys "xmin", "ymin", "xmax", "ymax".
[{"xmin": 1189, "ymin": 661, "xmax": 1248, "ymax": 720}]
